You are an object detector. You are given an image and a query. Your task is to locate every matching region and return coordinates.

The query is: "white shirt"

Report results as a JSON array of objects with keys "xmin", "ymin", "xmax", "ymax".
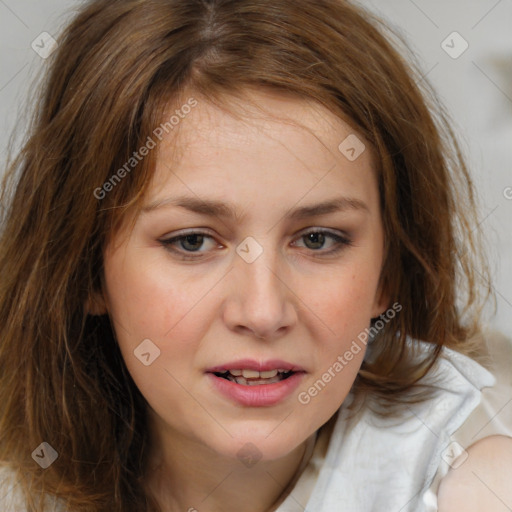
[{"xmin": 275, "ymin": 330, "xmax": 512, "ymax": 511}]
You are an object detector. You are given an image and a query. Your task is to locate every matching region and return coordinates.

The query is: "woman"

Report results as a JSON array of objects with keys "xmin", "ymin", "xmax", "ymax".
[{"xmin": 1, "ymin": 0, "xmax": 511, "ymax": 510}]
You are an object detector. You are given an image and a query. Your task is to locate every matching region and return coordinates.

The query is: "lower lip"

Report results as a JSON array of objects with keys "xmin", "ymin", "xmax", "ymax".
[{"xmin": 207, "ymin": 372, "xmax": 305, "ymax": 407}]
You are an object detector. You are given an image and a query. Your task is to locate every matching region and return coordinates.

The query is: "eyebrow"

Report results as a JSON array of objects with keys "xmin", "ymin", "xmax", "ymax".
[{"xmin": 142, "ymin": 195, "xmax": 369, "ymax": 220}]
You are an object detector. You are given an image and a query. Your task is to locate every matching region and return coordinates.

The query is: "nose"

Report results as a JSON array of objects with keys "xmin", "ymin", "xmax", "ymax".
[{"xmin": 222, "ymin": 241, "xmax": 297, "ymax": 341}]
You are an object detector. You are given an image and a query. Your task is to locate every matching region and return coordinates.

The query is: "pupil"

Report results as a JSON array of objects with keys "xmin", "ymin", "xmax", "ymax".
[
  {"xmin": 182, "ymin": 234, "xmax": 203, "ymax": 251},
  {"xmin": 305, "ymin": 232, "xmax": 325, "ymax": 250}
]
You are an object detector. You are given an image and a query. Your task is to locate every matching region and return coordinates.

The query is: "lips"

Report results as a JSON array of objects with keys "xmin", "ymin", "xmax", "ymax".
[
  {"xmin": 206, "ymin": 359, "xmax": 304, "ymax": 385},
  {"xmin": 205, "ymin": 359, "xmax": 306, "ymax": 406}
]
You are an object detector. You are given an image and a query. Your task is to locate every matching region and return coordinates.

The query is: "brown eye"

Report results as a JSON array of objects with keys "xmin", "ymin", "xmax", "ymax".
[
  {"xmin": 303, "ymin": 232, "xmax": 327, "ymax": 250},
  {"xmin": 178, "ymin": 234, "xmax": 205, "ymax": 252},
  {"xmin": 159, "ymin": 231, "xmax": 220, "ymax": 260},
  {"xmin": 294, "ymin": 229, "xmax": 352, "ymax": 255}
]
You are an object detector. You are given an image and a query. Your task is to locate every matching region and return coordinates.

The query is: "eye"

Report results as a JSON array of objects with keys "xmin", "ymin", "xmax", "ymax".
[
  {"xmin": 293, "ymin": 229, "xmax": 353, "ymax": 255},
  {"xmin": 159, "ymin": 228, "xmax": 353, "ymax": 261},
  {"xmin": 159, "ymin": 231, "xmax": 220, "ymax": 260}
]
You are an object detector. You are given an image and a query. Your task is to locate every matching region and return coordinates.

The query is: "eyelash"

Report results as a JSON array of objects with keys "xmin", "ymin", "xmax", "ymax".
[{"xmin": 158, "ymin": 229, "xmax": 353, "ymax": 261}]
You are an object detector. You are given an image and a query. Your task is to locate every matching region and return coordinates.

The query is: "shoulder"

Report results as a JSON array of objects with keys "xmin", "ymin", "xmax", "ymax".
[
  {"xmin": 0, "ymin": 465, "xmax": 67, "ymax": 511},
  {"xmin": 437, "ymin": 435, "xmax": 512, "ymax": 511},
  {"xmin": 0, "ymin": 465, "xmax": 26, "ymax": 511}
]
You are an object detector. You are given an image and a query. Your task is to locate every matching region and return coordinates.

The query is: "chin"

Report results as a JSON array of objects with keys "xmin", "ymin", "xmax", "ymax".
[{"xmin": 203, "ymin": 423, "xmax": 308, "ymax": 464}]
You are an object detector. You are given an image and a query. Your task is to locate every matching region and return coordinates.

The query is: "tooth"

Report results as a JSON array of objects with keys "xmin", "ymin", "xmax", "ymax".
[
  {"xmin": 277, "ymin": 369, "xmax": 286, "ymax": 373},
  {"xmin": 260, "ymin": 369, "xmax": 278, "ymax": 378},
  {"xmin": 242, "ymin": 369, "xmax": 260, "ymax": 379},
  {"xmin": 230, "ymin": 369, "xmax": 243, "ymax": 376},
  {"xmin": 246, "ymin": 376, "xmax": 281, "ymax": 385},
  {"xmin": 247, "ymin": 380, "xmax": 264, "ymax": 386},
  {"xmin": 235, "ymin": 376, "xmax": 248, "ymax": 385}
]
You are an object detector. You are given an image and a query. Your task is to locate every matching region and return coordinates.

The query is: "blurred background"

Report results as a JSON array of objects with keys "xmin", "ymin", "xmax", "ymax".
[{"xmin": 0, "ymin": 0, "xmax": 511, "ymax": 335}]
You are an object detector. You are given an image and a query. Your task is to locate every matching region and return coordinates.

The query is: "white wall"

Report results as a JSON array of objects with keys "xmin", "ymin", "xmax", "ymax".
[
  {"xmin": 362, "ymin": 0, "xmax": 512, "ymax": 337},
  {"xmin": 1, "ymin": 0, "xmax": 510, "ymax": 335}
]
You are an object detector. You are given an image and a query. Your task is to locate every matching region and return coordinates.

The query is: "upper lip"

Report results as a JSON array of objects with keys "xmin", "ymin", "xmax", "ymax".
[{"xmin": 206, "ymin": 359, "xmax": 305, "ymax": 373}]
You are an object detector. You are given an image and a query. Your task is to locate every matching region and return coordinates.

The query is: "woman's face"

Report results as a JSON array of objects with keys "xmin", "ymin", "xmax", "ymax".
[{"xmin": 101, "ymin": 89, "xmax": 388, "ymax": 463}]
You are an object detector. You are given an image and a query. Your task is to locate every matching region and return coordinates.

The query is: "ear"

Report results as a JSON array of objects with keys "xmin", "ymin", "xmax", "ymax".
[
  {"xmin": 85, "ymin": 289, "xmax": 108, "ymax": 316},
  {"xmin": 370, "ymin": 278, "xmax": 390, "ymax": 319}
]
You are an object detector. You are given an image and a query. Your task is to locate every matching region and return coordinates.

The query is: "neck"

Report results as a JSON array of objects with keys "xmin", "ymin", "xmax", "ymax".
[{"xmin": 144, "ymin": 416, "xmax": 315, "ymax": 512}]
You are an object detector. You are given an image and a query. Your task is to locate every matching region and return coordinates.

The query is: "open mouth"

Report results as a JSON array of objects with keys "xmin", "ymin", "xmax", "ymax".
[
  {"xmin": 207, "ymin": 363, "xmax": 306, "ymax": 406},
  {"xmin": 213, "ymin": 369, "xmax": 295, "ymax": 386}
]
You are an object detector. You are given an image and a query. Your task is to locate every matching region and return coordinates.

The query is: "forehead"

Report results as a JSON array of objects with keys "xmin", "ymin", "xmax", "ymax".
[{"xmin": 147, "ymin": 89, "xmax": 378, "ymax": 213}]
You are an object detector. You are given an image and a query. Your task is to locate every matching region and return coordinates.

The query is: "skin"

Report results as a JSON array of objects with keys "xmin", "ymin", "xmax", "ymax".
[
  {"xmin": 437, "ymin": 435, "xmax": 512, "ymax": 511},
  {"xmin": 98, "ymin": 89, "xmax": 389, "ymax": 511}
]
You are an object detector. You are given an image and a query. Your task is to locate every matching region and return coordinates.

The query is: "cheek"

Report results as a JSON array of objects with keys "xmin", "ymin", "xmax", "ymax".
[
  {"xmin": 308, "ymin": 265, "xmax": 380, "ymax": 335},
  {"xmin": 104, "ymin": 252, "xmax": 211, "ymax": 343},
  {"xmin": 300, "ymin": 257, "xmax": 380, "ymax": 399},
  {"xmin": 102, "ymin": 253, "xmax": 214, "ymax": 408},
  {"xmin": 295, "ymin": 274, "xmax": 372, "ymax": 422}
]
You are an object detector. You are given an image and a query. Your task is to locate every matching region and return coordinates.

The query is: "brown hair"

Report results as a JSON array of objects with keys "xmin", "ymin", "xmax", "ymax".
[{"xmin": 0, "ymin": 0, "xmax": 492, "ymax": 510}]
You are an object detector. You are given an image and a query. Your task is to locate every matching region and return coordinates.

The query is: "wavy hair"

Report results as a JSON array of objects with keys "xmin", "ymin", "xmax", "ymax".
[{"xmin": 0, "ymin": 0, "xmax": 492, "ymax": 510}]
